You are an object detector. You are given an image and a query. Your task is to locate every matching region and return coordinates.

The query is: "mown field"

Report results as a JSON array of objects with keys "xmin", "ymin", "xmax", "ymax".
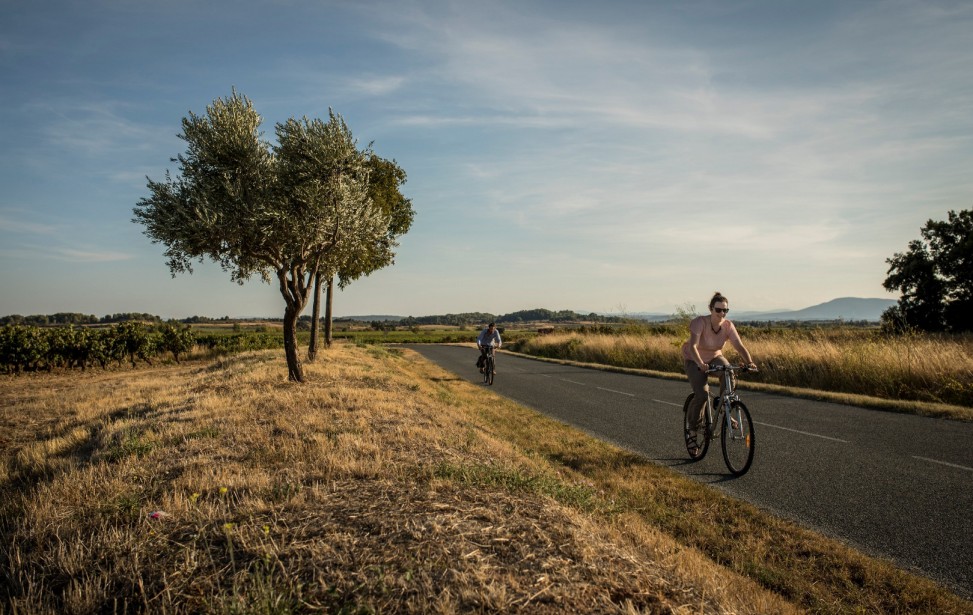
[{"xmin": 2, "ymin": 345, "xmax": 972, "ymax": 614}]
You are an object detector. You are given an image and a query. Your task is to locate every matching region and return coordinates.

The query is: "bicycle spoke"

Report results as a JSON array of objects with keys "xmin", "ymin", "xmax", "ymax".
[
  {"xmin": 721, "ymin": 401, "xmax": 755, "ymax": 476},
  {"xmin": 684, "ymin": 365, "xmax": 757, "ymax": 475}
]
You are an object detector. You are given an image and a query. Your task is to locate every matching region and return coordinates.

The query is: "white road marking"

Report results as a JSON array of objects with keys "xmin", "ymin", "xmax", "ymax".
[
  {"xmin": 912, "ymin": 456, "xmax": 973, "ymax": 473},
  {"xmin": 653, "ymin": 399, "xmax": 682, "ymax": 407},
  {"xmin": 753, "ymin": 421, "xmax": 848, "ymax": 443},
  {"xmin": 597, "ymin": 387, "xmax": 635, "ymax": 397},
  {"xmin": 559, "ymin": 378, "xmax": 587, "ymax": 386}
]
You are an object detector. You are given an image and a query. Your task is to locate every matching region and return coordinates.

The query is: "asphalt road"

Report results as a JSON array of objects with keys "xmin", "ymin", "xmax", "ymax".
[{"xmin": 409, "ymin": 344, "xmax": 973, "ymax": 599}]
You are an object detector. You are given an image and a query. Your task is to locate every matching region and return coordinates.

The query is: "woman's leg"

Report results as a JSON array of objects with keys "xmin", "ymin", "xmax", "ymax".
[
  {"xmin": 684, "ymin": 360, "xmax": 709, "ymax": 431},
  {"xmin": 710, "ymin": 355, "xmax": 730, "ymax": 397}
]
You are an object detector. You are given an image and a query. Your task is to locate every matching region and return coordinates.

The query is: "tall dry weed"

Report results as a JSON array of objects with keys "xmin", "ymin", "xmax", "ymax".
[{"xmin": 515, "ymin": 330, "xmax": 973, "ymax": 407}]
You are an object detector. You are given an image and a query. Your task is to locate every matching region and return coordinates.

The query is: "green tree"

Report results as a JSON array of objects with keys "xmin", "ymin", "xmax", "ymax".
[
  {"xmin": 277, "ymin": 113, "xmax": 388, "ymax": 365},
  {"xmin": 883, "ymin": 209, "xmax": 973, "ymax": 332},
  {"xmin": 134, "ymin": 92, "xmax": 388, "ymax": 381},
  {"xmin": 159, "ymin": 323, "xmax": 195, "ymax": 363},
  {"xmin": 309, "ymin": 154, "xmax": 414, "ymax": 360},
  {"xmin": 113, "ymin": 321, "xmax": 154, "ymax": 368},
  {"xmin": 0, "ymin": 325, "xmax": 48, "ymax": 373}
]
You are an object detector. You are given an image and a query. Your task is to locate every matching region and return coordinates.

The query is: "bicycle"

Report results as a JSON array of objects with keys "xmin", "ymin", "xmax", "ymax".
[
  {"xmin": 683, "ymin": 364, "xmax": 756, "ymax": 476},
  {"xmin": 479, "ymin": 345, "xmax": 496, "ymax": 386}
]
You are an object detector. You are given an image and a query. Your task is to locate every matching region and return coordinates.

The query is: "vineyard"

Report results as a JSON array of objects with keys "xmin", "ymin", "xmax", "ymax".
[{"xmin": 0, "ymin": 323, "xmax": 282, "ymax": 374}]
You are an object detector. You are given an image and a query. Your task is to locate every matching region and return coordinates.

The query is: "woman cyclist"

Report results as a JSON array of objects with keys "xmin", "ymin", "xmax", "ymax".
[{"xmin": 682, "ymin": 292, "xmax": 757, "ymax": 447}]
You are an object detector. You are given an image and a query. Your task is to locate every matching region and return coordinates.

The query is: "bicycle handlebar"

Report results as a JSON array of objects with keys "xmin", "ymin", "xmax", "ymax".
[{"xmin": 705, "ymin": 364, "xmax": 757, "ymax": 374}]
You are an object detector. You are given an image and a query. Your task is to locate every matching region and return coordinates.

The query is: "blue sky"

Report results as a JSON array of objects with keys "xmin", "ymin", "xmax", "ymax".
[{"xmin": 1, "ymin": 0, "xmax": 971, "ymax": 319}]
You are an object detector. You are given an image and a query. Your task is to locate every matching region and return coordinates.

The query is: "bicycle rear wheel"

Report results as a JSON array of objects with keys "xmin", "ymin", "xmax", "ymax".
[
  {"xmin": 682, "ymin": 393, "xmax": 710, "ymax": 460},
  {"xmin": 721, "ymin": 400, "xmax": 754, "ymax": 476}
]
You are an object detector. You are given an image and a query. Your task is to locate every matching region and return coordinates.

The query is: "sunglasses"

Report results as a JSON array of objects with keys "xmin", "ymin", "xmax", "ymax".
[{"xmin": 713, "ymin": 307, "xmax": 729, "ymax": 314}]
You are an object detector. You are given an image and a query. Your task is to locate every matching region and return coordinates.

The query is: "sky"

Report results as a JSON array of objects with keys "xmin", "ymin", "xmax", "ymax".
[{"xmin": 1, "ymin": 0, "xmax": 971, "ymax": 319}]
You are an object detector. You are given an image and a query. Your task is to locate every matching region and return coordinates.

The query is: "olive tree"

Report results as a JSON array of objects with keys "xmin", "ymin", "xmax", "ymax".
[
  {"xmin": 279, "ymin": 114, "xmax": 391, "ymax": 364},
  {"xmin": 134, "ymin": 92, "xmax": 387, "ymax": 381},
  {"xmin": 309, "ymin": 153, "xmax": 414, "ymax": 359}
]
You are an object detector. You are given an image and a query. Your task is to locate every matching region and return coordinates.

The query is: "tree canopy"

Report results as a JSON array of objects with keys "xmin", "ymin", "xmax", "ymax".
[
  {"xmin": 305, "ymin": 151, "xmax": 414, "ymax": 359},
  {"xmin": 134, "ymin": 91, "xmax": 401, "ymax": 380},
  {"xmin": 883, "ymin": 208, "xmax": 973, "ymax": 332},
  {"xmin": 335, "ymin": 154, "xmax": 414, "ymax": 287}
]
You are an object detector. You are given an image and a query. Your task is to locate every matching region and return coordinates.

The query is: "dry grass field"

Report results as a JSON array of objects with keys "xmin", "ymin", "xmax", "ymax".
[
  {"xmin": 2, "ymin": 344, "xmax": 971, "ymax": 614},
  {"xmin": 510, "ymin": 329, "xmax": 973, "ymax": 418}
]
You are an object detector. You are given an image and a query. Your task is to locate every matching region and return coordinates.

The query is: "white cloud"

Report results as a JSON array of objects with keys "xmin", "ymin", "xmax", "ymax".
[
  {"xmin": 35, "ymin": 100, "xmax": 163, "ymax": 158},
  {"xmin": 0, "ymin": 212, "xmax": 58, "ymax": 235},
  {"xmin": 345, "ymin": 75, "xmax": 407, "ymax": 97},
  {"xmin": 52, "ymin": 248, "xmax": 135, "ymax": 262},
  {"xmin": 0, "ymin": 234, "xmax": 134, "ymax": 262}
]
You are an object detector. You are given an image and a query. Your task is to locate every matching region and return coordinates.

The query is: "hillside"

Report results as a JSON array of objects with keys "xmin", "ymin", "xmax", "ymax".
[
  {"xmin": 621, "ymin": 297, "xmax": 896, "ymax": 323},
  {"xmin": 342, "ymin": 297, "xmax": 898, "ymax": 325},
  {"xmin": 733, "ymin": 297, "xmax": 897, "ymax": 322},
  {"xmin": 338, "ymin": 309, "xmax": 622, "ymax": 326}
]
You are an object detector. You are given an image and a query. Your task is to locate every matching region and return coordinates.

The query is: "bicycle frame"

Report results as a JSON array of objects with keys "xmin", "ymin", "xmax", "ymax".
[
  {"xmin": 481, "ymin": 345, "xmax": 496, "ymax": 385},
  {"xmin": 684, "ymin": 363, "xmax": 756, "ymax": 476},
  {"xmin": 708, "ymin": 366, "xmax": 741, "ymax": 438},
  {"xmin": 480, "ymin": 345, "xmax": 496, "ymax": 362}
]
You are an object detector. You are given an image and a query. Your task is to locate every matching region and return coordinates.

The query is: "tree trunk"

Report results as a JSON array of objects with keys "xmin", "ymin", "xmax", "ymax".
[
  {"xmin": 325, "ymin": 275, "xmax": 335, "ymax": 348},
  {"xmin": 308, "ymin": 271, "xmax": 323, "ymax": 362},
  {"xmin": 283, "ymin": 303, "xmax": 304, "ymax": 382},
  {"xmin": 278, "ymin": 264, "xmax": 312, "ymax": 382}
]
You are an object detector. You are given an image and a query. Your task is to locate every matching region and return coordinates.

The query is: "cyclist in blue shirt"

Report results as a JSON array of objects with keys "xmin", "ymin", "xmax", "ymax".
[{"xmin": 476, "ymin": 322, "xmax": 502, "ymax": 373}]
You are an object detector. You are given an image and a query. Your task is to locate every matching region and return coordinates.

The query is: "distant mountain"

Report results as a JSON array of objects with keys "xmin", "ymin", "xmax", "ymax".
[
  {"xmin": 340, "ymin": 298, "xmax": 898, "ymax": 325},
  {"xmin": 622, "ymin": 312, "xmax": 671, "ymax": 322},
  {"xmin": 622, "ymin": 297, "xmax": 897, "ymax": 323},
  {"xmin": 733, "ymin": 297, "xmax": 896, "ymax": 322}
]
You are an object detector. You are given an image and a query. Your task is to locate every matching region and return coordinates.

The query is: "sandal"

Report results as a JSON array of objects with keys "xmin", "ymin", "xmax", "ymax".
[{"xmin": 685, "ymin": 430, "xmax": 701, "ymax": 457}]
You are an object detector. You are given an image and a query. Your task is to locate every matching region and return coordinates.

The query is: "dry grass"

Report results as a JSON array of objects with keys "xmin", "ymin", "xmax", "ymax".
[
  {"xmin": 511, "ymin": 331, "xmax": 973, "ymax": 418},
  {"xmin": 1, "ymin": 345, "xmax": 797, "ymax": 614}
]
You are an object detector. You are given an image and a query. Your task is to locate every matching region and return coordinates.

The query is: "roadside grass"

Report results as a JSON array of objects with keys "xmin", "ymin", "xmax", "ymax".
[
  {"xmin": 507, "ymin": 330, "xmax": 973, "ymax": 420},
  {"xmin": 465, "ymin": 391, "xmax": 972, "ymax": 614},
  {"xmin": 1, "ymin": 346, "xmax": 777, "ymax": 614},
  {"xmin": 0, "ymin": 345, "xmax": 969, "ymax": 614}
]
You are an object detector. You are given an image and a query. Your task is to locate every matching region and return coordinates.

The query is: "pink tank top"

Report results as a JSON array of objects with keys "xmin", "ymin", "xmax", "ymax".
[{"xmin": 681, "ymin": 315, "xmax": 741, "ymax": 363}]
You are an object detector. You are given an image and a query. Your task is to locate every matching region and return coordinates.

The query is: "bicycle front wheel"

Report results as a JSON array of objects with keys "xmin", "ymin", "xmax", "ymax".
[
  {"xmin": 721, "ymin": 400, "xmax": 754, "ymax": 476},
  {"xmin": 484, "ymin": 355, "xmax": 494, "ymax": 385},
  {"xmin": 683, "ymin": 393, "xmax": 710, "ymax": 460}
]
